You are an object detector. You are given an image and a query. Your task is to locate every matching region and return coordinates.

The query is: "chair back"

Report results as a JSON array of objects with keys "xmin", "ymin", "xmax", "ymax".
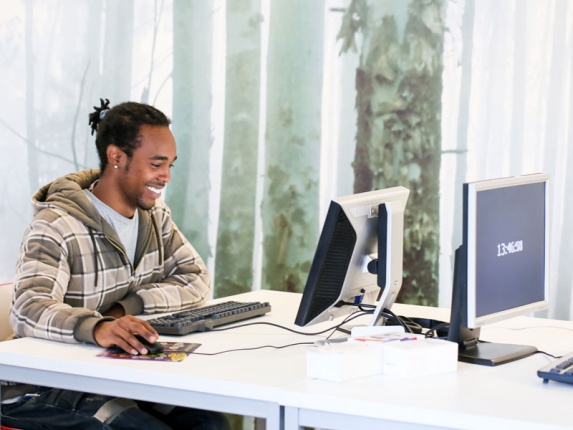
[{"xmin": 0, "ymin": 283, "xmax": 14, "ymax": 341}]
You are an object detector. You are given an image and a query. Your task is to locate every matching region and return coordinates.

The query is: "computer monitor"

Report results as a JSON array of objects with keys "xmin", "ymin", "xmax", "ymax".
[
  {"xmin": 294, "ymin": 186, "xmax": 410, "ymax": 328},
  {"xmin": 448, "ymin": 173, "xmax": 549, "ymax": 366}
]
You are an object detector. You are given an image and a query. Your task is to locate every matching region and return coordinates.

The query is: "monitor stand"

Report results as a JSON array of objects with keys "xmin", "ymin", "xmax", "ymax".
[
  {"xmin": 448, "ymin": 245, "xmax": 538, "ymax": 366},
  {"xmin": 458, "ymin": 340, "xmax": 538, "ymax": 366}
]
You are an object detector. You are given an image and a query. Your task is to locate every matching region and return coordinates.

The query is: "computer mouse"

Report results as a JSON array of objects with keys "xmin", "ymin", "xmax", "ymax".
[{"xmin": 134, "ymin": 334, "xmax": 164, "ymax": 355}]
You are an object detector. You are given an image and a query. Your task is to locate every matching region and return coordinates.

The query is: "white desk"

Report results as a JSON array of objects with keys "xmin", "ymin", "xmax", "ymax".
[
  {"xmin": 281, "ymin": 310, "xmax": 573, "ymax": 430},
  {"xmin": 1, "ymin": 291, "xmax": 573, "ymax": 430},
  {"xmin": 0, "ymin": 290, "xmax": 315, "ymax": 428}
]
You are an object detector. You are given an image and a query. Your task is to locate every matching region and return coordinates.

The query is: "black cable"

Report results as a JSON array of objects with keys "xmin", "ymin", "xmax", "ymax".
[
  {"xmin": 208, "ymin": 320, "xmax": 336, "ymax": 336},
  {"xmin": 381, "ymin": 308, "xmax": 412, "ymax": 333},
  {"xmin": 536, "ymin": 350, "xmax": 561, "ymax": 359},
  {"xmin": 192, "ymin": 341, "xmax": 315, "ymax": 356},
  {"xmin": 337, "ymin": 300, "xmax": 376, "ymax": 312},
  {"xmin": 357, "ymin": 303, "xmax": 376, "ymax": 310},
  {"xmin": 424, "ymin": 322, "xmax": 450, "ymax": 339},
  {"xmin": 207, "ymin": 310, "xmax": 371, "ymax": 337},
  {"xmin": 324, "ymin": 310, "xmax": 371, "ymax": 339},
  {"xmin": 199, "ymin": 306, "xmax": 441, "ymax": 355},
  {"xmin": 194, "ymin": 310, "xmax": 373, "ymax": 355},
  {"xmin": 391, "ymin": 314, "xmax": 424, "ymax": 334}
]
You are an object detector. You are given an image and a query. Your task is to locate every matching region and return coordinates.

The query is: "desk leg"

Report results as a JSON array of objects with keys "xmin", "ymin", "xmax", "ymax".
[
  {"xmin": 283, "ymin": 406, "xmax": 300, "ymax": 430},
  {"xmin": 258, "ymin": 403, "xmax": 284, "ymax": 430}
]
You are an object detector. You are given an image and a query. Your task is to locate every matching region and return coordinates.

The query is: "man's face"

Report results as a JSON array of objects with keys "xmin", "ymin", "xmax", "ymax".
[{"xmin": 117, "ymin": 124, "xmax": 177, "ymax": 212}]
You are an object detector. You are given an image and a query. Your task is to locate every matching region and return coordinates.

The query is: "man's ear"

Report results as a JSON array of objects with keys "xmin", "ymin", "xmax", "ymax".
[{"xmin": 106, "ymin": 144, "xmax": 123, "ymax": 168}]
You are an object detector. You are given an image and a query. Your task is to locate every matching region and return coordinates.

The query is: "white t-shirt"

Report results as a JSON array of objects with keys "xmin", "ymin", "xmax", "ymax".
[{"xmin": 84, "ymin": 190, "xmax": 139, "ymax": 264}]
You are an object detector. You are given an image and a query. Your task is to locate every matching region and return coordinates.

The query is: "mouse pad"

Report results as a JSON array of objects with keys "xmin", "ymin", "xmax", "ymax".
[{"xmin": 98, "ymin": 342, "xmax": 201, "ymax": 362}]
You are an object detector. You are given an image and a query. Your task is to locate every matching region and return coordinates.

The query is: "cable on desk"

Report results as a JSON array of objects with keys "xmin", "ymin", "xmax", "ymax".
[
  {"xmin": 424, "ymin": 322, "xmax": 450, "ymax": 339},
  {"xmin": 536, "ymin": 350, "xmax": 561, "ymax": 360},
  {"xmin": 193, "ymin": 311, "xmax": 371, "ymax": 355},
  {"xmin": 192, "ymin": 342, "xmax": 316, "ymax": 356},
  {"xmin": 207, "ymin": 309, "xmax": 371, "ymax": 337},
  {"xmin": 198, "ymin": 307, "xmax": 453, "ymax": 355},
  {"xmin": 335, "ymin": 301, "xmax": 408, "ymax": 329},
  {"xmin": 380, "ymin": 308, "xmax": 416, "ymax": 333}
]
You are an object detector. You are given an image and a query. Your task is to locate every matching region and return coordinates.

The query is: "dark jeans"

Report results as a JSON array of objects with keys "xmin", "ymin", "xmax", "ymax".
[{"xmin": 1, "ymin": 388, "xmax": 230, "ymax": 430}]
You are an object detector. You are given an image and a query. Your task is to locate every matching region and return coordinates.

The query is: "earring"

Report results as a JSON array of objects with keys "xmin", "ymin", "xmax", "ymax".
[{"xmin": 114, "ymin": 165, "xmax": 118, "ymax": 169}]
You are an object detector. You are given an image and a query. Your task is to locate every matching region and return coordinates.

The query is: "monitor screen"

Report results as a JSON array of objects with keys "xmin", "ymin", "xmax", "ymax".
[
  {"xmin": 448, "ymin": 173, "xmax": 549, "ymax": 366},
  {"xmin": 294, "ymin": 186, "xmax": 410, "ymax": 328}
]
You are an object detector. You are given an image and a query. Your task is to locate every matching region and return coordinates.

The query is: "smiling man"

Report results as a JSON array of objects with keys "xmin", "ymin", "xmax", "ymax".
[{"xmin": 4, "ymin": 100, "xmax": 230, "ymax": 429}]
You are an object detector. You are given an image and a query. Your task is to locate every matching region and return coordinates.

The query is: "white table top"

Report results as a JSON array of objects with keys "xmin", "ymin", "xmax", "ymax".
[
  {"xmin": 281, "ymin": 310, "xmax": 573, "ymax": 430},
  {"xmin": 0, "ymin": 290, "xmax": 310, "ymax": 422},
  {"xmin": 1, "ymin": 290, "xmax": 572, "ymax": 430}
]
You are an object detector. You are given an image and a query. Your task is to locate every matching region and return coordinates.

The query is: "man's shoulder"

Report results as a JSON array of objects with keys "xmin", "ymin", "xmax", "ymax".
[
  {"xmin": 30, "ymin": 206, "xmax": 90, "ymax": 235},
  {"xmin": 33, "ymin": 206, "xmax": 76, "ymax": 222}
]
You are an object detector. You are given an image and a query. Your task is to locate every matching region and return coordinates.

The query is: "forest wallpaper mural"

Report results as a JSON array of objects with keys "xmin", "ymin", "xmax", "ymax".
[{"xmin": 1, "ymin": 0, "xmax": 573, "ymax": 323}]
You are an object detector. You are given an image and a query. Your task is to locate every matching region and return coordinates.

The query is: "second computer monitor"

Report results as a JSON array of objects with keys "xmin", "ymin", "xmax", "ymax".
[
  {"xmin": 294, "ymin": 186, "xmax": 410, "ymax": 328},
  {"xmin": 448, "ymin": 173, "xmax": 549, "ymax": 366}
]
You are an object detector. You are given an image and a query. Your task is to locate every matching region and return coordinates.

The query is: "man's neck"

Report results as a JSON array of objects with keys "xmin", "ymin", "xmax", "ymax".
[{"xmin": 91, "ymin": 176, "xmax": 136, "ymax": 218}]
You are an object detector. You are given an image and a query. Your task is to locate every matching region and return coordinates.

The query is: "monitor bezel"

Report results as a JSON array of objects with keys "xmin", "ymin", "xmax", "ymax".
[{"xmin": 465, "ymin": 173, "xmax": 549, "ymax": 329}]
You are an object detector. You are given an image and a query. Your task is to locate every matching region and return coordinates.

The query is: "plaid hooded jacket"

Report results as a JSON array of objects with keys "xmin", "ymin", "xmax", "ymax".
[{"xmin": 10, "ymin": 169, "xmax": 210, "ymax": 345}]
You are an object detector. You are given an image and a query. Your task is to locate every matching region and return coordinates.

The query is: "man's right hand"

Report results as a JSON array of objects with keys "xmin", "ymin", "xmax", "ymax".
[{"xmin": 93, "ymin": 315, "xmax": 158, "ymax": 355}]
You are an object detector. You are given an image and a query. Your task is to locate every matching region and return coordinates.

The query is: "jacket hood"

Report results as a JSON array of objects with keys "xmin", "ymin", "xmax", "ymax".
[{"xmin": 32, "ymin": 169, "xmax": 103, "ymax": 229}]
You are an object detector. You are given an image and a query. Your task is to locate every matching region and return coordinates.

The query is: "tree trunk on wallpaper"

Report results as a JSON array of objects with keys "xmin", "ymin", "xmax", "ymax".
[
  {"xmin": 215, "ymin": 0, "xmax": 262, "ymax": 298},
  {"xmin": 168, "ymin": 0, "xmax": 213, "ymax": 261},
  {"xmin": 24, "ymin": 0, "xmax": 38, "ymax": 194},
  {"xmin": 101, "ymin": 0, "xmax": 133, "ymax": 103},
  {"xmin": 261, "ymin": 0, "xmax": 324, "ymax": 293},
  {"xmin": 339, "ymin": 0, "xmax": 445, "ymax": 306}
]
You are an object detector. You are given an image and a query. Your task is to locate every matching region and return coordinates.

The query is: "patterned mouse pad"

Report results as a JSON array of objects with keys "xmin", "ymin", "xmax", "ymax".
[{"xmin": 98, "ymin": 342, "xmax": 201, "ymax": 362}]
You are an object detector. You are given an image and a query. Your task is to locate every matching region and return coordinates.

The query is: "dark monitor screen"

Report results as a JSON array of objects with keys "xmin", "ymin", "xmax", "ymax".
[
  {"xmin": 294, "ymin": 187, "xmax": 409, "ymax": 328},
  {"xmin": 448, "ymin": 173, "xmax": 549, "ymax": 366},
  {"xmin": 472, "ymin": 183, "xmax": 546, "ymax": 320}
]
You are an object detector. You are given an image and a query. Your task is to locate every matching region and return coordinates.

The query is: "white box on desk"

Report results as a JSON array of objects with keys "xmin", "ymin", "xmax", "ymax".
[
  {"xmin": 383, "ymin": 338, "xmax": 458, "ymax": 377},
  {"xmin": 306, "ymin": 342, "xmax": 384, "ymax": 382}
]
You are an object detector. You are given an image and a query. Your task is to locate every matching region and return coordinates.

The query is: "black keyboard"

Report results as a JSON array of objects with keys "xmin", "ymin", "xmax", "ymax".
[
  {"xmin": 538, "ymin": 351, "xmax": 573, "ymax": 384},
  {"xmin": 148, "ymin": 300, "xmax": 271, "ymax": 335}
]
